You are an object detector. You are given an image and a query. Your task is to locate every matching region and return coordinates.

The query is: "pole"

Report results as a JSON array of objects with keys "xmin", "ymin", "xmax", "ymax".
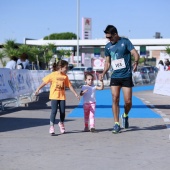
[{"xmin": 77, "ymin": 0, "xmax": 80, "ymax": 67}]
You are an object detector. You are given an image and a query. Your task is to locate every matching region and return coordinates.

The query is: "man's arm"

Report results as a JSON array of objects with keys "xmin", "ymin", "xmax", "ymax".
[
  {"xmin": 100, "ymin": 56, "xmax": 111, "ymax": 80},
  {"xmin": 131, "ymin": 49, "xmax": 140, "ymax": 72}
]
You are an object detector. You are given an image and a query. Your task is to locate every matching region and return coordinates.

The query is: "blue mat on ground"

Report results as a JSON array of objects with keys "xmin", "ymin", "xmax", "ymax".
[{"xmin": 67, "ymin": 85, "xmax": 161, "ymax": 118}]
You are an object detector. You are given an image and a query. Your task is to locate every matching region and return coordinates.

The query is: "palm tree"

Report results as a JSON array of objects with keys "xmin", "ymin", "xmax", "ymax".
[
  {"xmin": 3, "ymin": 39, "xmax": 16, "ymax": 49},
  {"xmin": 3, "ymin": 39, "xmax": 19, "ymax": 58},
  {"xmin": 165, "ymin": 46, "xmax": 170, "ymax": 55},
  {"xmin": 0, "ymin": 51, "xmax": 6, "ymax": 67},
  {"xmin": 18, "ymin": 44, "xmax": 31, "ymax": 56}
]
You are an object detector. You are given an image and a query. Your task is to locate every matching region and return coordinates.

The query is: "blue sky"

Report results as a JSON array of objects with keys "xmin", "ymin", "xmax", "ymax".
[{"xmin": 0, "ymin": 0, "xmax": 170, "ymax": 44}]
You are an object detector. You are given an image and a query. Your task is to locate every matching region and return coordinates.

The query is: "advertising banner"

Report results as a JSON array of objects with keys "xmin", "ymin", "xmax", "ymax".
[
  {"xmin": 153, "ymin": 71, "xmax": 170, "ymax": 96},
  {"xmin": 0, "ymin": 69, "xmax": 51, "ymax": 101},
  {"xmin": 0, "ymin": 68, "xmax": 15, "ymax": 100}
]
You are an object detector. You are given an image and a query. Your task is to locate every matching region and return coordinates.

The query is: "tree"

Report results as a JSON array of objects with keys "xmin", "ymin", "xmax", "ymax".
[
  {"xmin": 44, "ymin": 32, "xmax": 77, "ymax": 40},
  {"xmin": 0, "ymin": 51, "xmax": 6, "ymax": 67},
  {"xmin": 165, "ymin": 46, "xmax": 170, "ymax": 55},
  {"xmin": 3, "ymin": 39, "xmax": 19, "ymax": 57}
]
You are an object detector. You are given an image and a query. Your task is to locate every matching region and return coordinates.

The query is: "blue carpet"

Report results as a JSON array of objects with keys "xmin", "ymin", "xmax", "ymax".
[{"xmin": 67, "ymin": 85, "xmax": 161, "ymax": 118}]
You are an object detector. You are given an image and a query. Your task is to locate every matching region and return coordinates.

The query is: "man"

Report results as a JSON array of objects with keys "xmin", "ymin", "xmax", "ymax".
[{"xmin": 100, "ymin": 25, "xmax": 140, "ymax": 134}]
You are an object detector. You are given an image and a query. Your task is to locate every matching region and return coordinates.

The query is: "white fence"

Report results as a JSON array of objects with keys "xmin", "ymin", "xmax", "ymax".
[
  {"xmin": 68, "ymin": 70, "xmax": 158, "ymax": 87},
  {"xmin": 132, "ymin": 71, "xmax": 158, "ymax": 85},
  {"xmin": 0, "ymin": 68, "xmax": 159, "ymax": 110},
  {"xmin": 0, "ymin": 68, "xmax": 51, "ymax": 110},
  {"xmin": 153, "ymin": 71, "xmax": 170, "ymax": 96}
]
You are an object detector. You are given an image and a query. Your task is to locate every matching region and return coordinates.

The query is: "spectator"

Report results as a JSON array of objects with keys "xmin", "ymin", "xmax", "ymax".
[
  {"xmin": 5, "ymin": 56, "xmax": 18, "ymax": 69},
  {"xmin": 164, "ymin": 59, "xmax": 170, "ymax": 71},
  {"xmin": 158, "ymin": 60, "xmax": 165, "ymax": 71},
  {"xmin": 17, "ymin": 53, "xmax": 29, "ymax": 69}
]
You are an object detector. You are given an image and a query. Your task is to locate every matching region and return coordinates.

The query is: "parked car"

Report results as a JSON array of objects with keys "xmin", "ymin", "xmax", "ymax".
[
  {"xmin": 70, "ymin": 67, "xmax": 93, "ymax": 72},
  {"xmin": 67, "ymin": 67, "xmax": 93, "ymax": 81},
  {"xmin": 138, "ymin": 66, "xmax": 158, "ymax": 83},
  {"xmin": 68, "ymin": 64, "xmax": 74, "ymax": 70},
  {"xmin": 138, "ymin": 66, "xmax": 158, "ymax": 74}
]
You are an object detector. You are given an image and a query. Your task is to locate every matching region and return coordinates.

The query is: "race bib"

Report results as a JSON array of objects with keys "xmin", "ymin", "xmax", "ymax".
[{"xmin": 111, "ymin": 58, "xmax": 126, "ymax": 70}]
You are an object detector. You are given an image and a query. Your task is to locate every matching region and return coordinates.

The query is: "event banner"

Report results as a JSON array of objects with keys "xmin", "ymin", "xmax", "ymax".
[
  {"xmin": 29, "ymin": 70, "xmax": 51, "ymax": 92},
  {"xmin": 0, "ymin": 68, "xmax": 15, "ymax": 100},
  {"xmin": 153, "ymin": 71, "xmax": 170, "ymax": 96},
  {"xmin": 0, "ymin": 69, "xmax": 51, "ymax": 100}
]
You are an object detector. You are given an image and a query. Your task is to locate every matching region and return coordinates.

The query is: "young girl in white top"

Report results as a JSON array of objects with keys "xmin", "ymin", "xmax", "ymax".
[{"xmin": 80, "ymin": 73, "xmax": 104, "ymax": 132}]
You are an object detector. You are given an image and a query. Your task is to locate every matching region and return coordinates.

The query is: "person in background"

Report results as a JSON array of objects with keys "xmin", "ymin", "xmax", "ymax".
[
  {"xmin": 100, "ymin": 25, "xmax": 140, "ymax": 134},
  {"xmin": 35, "ymin": 60, "xmax": 80, "ymax": 135},
  {"xmin": 158, "ymin": 60, "xmax": 165, "ymax": 71},
  {"xmin": 80, "ymin": 73, "xmax": 104, "ymax": 132},
  {"xmin": 164, "ymin": 59, "xmax": 170, "ymax": 71},
  {"xmin": 5, "ymin": 56, "xmax": 18, "ymax": 69},
  {"xmin": 52, "ymin": 62, "xmax": 57, "ymax": 71},
  {"xmin": 17, "ymin": 53, "xmax": 29, "ymax": 69}
]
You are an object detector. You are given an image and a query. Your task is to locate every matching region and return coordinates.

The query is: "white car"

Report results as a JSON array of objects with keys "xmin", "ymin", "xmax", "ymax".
[{"xmin": 67, "ymin": 67, "xmax": 93, "ymax": 81}]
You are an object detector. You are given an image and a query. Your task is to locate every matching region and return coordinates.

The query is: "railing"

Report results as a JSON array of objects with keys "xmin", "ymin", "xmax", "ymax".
[
  {"xmin": 0, "ymin": 68, "xmax": 51, "ymax": 111},
  {"xmin": 68, "ymin": 71, "xmax": 158, "ymax": 88},
  {"xmin": 0, "ymin": 68, "xmax": 158, "ymax": 111}
]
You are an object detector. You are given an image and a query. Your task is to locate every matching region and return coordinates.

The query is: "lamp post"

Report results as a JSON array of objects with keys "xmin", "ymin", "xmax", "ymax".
[
  {"xmin": 47, "ymin": 28, "xmax": 50, "ymax": 40},
  {"xmin": 76, "ymin": 0, "xmax": 80, "ymax": 67}
]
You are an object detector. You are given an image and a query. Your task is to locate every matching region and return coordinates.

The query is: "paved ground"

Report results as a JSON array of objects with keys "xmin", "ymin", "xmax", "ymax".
[{"xmin": 0, "ymin": 86, "xmax": 170, "ymax": 170}]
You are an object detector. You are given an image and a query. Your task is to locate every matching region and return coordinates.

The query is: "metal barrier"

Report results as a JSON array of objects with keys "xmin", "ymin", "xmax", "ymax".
[
  {"xmin": 68, "ymin": 71, "xmax": 158, "ymax": 88},
  {"xmin": 67, "ymin": 70, "xmax": 110, "ymax": 88},
  {"xmin": 0, "ymin": 69, "xmax": 49, "ymax": 111},
  {"xmin": 133, "ymin": 72, "xmax": 158, "ymax": 85}
]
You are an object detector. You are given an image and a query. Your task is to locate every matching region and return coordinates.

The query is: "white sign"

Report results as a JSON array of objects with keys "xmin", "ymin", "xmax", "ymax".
[{"xmin": 153, "ymin": 71, "xmax": 170, "ymax": 96}]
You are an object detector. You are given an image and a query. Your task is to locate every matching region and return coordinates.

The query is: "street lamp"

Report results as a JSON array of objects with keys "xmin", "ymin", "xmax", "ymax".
[
  {"xmin": 47, "ymin": 28, "xmax": 50, "ymax": 40},
  {"xmin": 77, "ymin": 0, "xmax": 80, "ymax": 67}
]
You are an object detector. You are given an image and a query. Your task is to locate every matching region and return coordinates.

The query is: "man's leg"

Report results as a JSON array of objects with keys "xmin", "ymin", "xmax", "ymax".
[
  {"xmin": 111, "ymin": 86, "xmax": 121, "ymax": 133},
  {"xmin": 111, "ymin": 86, "xmax": 121, "ymax": 123},
  {"xmin": 122, "ymin": 87, "xmax": 132, "ymax": 115},
  {"xmin": 121, "ymin": 87, "xmax": 132, "ymax": 128}
]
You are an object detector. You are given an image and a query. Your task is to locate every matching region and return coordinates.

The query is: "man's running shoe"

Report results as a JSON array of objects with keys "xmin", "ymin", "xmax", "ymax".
[
  {"xmin": 49, "ymin": 126, "xmax": 55, "ymax": 135},
  {"xmin": 112, "ymin": 124, "xmax": 121, "ymax": 134},
  {"xmin": 121, "ymin": 114, "xmax": 129, "ymax": 129},
  {"xmin": 58, "ymin": 122, "xmax": 65, "ymax": 134}
]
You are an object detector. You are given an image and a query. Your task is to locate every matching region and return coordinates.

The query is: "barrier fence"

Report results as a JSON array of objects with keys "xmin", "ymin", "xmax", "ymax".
[
  {"xmin": 153, "ymin": 71, "xmax": 170, "ymax": 96},
  {"xmin": 0, "ymin": 68, "xmax": 159, "ymax": 111},
  {"xmin": 0, "ymin": 68, "xmax": 51, "ymax": 111},
  {"xmin": 69, "ymin": 70, "xmax": 158, "ymax": 88}
]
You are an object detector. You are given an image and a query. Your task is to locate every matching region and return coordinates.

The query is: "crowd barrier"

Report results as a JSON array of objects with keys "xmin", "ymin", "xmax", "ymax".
[
  {"xmin": 153, "ymin": 71, "xmax": 170, "ymax": 96},
  {"xmin": 0, "ymin": 68, "xmax": 159, "ymax": 110},
  {"xmin": 68, "ymin": 70, "xmax": 111, "ymax": 88},
  {"xmin": 69, "ymin": 70, "xmax": 158, "ymax": 87},
  {"xmin": 132, "ymin": 71, "xmax": 157, "ymax": 85},
  {"xmin": 0, "ymin": 68, "xmax": 51, "ymax": 111}
]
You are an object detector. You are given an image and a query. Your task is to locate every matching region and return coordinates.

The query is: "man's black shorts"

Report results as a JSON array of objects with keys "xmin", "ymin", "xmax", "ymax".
[{"xmin": 110, "ymin": 77, "xmax": 134, "ymax": 87}]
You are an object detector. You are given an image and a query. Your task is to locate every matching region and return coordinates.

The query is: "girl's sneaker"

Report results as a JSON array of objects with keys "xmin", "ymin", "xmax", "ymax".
[
  {"xmin": 90, "ymin": 127, "xmax": 95, "ymax": 132},
  {"xmin": 58, "ymin": 122, "xmax": 65, "ymax": 134},
  {"xmin": 84, "ymin": 127, "xmax": 89, "ymax": 132},
  {"xmin": 49, "ymin": 126, "xmax": 55, "ymax": 135}
]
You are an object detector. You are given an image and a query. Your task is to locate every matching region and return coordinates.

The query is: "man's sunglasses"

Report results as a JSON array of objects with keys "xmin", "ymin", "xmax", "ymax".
[{"xmin": 106, "ymin": 36, "xmax": 112, "ymax": 39}]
